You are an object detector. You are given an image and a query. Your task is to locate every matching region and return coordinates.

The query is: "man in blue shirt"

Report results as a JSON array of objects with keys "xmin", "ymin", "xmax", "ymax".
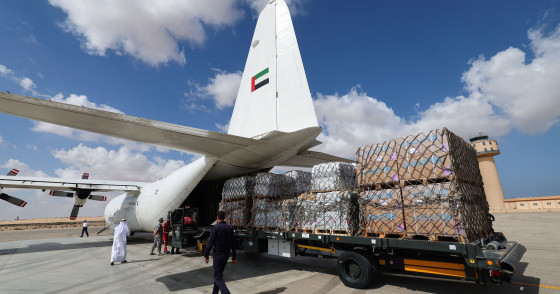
[{"xmin": 204, "ymin": 211, "xmax": 237, "ymax": 294}]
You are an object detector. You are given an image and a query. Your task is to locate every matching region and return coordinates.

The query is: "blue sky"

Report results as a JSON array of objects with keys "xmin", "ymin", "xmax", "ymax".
[{"xmin": 1, "ymin": 0, "xmax": 559, "ymax": 220}]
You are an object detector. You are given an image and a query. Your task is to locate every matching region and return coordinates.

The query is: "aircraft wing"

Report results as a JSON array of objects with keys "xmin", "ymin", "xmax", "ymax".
[
  {"xmin": 0, "ymin": 175, "xmax": 146, "ymax": 192},
  {"xmin": 279, "ymin": 150, "xmax": 354, "ymax": 167},
  {"xmin": 0, "ymin": 92, "xmax": 258, "ymax": 157}
]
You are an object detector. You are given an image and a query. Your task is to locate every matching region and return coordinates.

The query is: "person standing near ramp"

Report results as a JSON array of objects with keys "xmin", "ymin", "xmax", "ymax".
[
  {"xmin": 150, "ymin": 218, "xmax": 164, "ymax": 256},
  {"xmin": 162, "ymin": 218, "xmax": 171, "ymax": 254},
  {"xmin": 111, "ymin": 219, "xmax": 130, "ymax": 265},
  {"xmin": 204, "ymin": 211, "xmax": 237, "ymax": 294}
]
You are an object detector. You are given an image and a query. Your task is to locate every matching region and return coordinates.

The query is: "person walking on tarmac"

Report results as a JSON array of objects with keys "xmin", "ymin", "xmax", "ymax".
[
  {"xmin": 150, "ymin": 218, "xmax": 164, "ymax": 256},
  {"xmin": 204, "ymin": 210, "xmax": 237, "ymax": 294},
  {"xmin": 162, "ymin": 218, "xmax": 171, "ymax": 254}
]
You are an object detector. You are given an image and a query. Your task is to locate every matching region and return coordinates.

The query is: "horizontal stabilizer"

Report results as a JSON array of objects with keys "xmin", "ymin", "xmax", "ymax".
[
  {"xmin": 280, "ymin": 150, "xmax": 354, "ymax": 167},
  {"xmin": 0, "ymin": 92, "xmax": 258, "ymax": 156},
  {"xmin": 0, "ymin": 193, "xmax": 27, "ymax": 207},
  {"xmin": 49, "ymin": 190, "xmax": 74, "ymax": 197},
  {"xmin": 89, "ymin": 195, "xmax": 107, "ymax": 202}
]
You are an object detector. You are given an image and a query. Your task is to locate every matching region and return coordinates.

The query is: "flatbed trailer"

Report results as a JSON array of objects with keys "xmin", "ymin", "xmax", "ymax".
[{"xmin": 202, "ymin": 227, "xmax": 527, "ymax": 289}]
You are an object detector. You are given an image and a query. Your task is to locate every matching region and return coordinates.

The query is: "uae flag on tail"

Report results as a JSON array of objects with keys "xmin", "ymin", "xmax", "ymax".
[{"xmin": 251, "ymin": 68, "xmax": 269, "ymax": 92}]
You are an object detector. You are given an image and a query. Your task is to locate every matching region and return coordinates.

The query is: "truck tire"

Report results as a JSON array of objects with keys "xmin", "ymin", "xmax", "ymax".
[{"xmin": 337, "ymin": 251, "xmax": 374, "ymax": 289}]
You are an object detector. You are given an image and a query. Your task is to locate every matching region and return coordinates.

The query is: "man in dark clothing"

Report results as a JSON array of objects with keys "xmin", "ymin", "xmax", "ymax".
[{"xmin": 204, "ymin": 211, "xmax": 237, "ymax": 294}]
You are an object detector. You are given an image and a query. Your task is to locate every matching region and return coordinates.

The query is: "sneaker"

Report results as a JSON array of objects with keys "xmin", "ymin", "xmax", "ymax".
[
  {"xmin": 111, "ymin": 262, "xmax": 114, "ymax": 266},
  {"xmin": 122, "ymin": 260, "xmax": 127, "ymax": 263},
  {"xmin": 150, "ymin": 252, "xmax": 155, "ymax": 255}
]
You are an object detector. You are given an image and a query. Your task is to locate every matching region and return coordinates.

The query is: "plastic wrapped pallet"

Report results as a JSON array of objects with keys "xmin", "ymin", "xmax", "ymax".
[
  {"xmin": 252, "ymin": 198, "xmax": 283, "ymax": 229},
  {"xmin": 254, "ymin": 173, "xmax": 291, "ymax": 198},
  {"xmin": 311, "ymin": 162, "xmax": 357, "ymax": 192},
  {"xmin": 313, "ymin": 191, "xmax": 359, "ymax": 233},
  {"xmin": 219, "ymin": 198, "xmax": 252, "ymax": 228},
  {"xmin": 285, "ymin": 170, "xmax": 311, "ymax": 195},
  {"xmin": 222, "ymin": 176, "xmax": 254, "ymax": 200}
]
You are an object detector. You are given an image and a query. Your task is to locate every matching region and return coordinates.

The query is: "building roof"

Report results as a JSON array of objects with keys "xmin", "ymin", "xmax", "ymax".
[{"xmin": 503, "ymin": 195, "xmax": 560, "ymax": 202}]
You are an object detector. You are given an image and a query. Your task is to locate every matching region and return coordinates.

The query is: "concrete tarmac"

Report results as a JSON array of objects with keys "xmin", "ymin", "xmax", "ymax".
[{"xmin": 0, "ymin": 212, "xmax": 559, "ymax": 293}]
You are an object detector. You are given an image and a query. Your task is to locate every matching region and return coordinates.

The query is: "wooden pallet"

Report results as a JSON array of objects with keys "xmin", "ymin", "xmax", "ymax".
[
  {"xmin": 360, "ymin": 230, "xmax": 405, "ymax": 239},
  {"xmin": 254, "ymin": 226, "xmax": 280, "ymax": 231},
  {"xmin": 295, "ymin": 227, "xmax": 314, "ymax": 234}
]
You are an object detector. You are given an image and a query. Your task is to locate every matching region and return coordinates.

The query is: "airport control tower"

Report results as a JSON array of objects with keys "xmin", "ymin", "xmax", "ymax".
[{"xmin": 469, "ymin": 132, "xmax": 506, "ymax": 212}]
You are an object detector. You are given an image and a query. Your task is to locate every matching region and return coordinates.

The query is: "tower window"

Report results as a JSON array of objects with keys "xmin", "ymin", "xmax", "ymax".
[
  {"xmin": 520, "ymin": 203, "xmax": 525, "ymax": 206},
  {"xmin": 491, "ymin": 147, "xmax": 494, "ymax": 151},
  {"xmin": 547, "ymin": 202, "xmax": 552, "ymax": 205},
  {"xmin": 489, "ymin": 141, "xmax": 493, "ymax": 145},
  {"xmin": 533, "ymin": 203, "xmax": 538, "ymax": 206},
  {"xmin": 473, "ymin": 144, "xmax": 476, "ymax": 147},
  {"xmin": 484, "ymin": 148, "xmax": 487, "ymax": 151}
]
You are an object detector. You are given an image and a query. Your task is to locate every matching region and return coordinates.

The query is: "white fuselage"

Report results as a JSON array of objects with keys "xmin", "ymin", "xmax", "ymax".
[{"xmin": 104, "ymin": 156, "xmax": 217, "ymax": 232}]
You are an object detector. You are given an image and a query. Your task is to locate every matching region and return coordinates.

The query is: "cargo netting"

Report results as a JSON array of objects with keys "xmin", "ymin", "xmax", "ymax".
[
  {"xmin": 356, "ymin": 128, "xmax": 493, "ymax": 242},
  {"xmin": 289, "ymin": 162, "xmax": 360, "ymax": 235},
  {"xmin": 218, "ymin": 128, "xmax": 493, "ymax": 242}
]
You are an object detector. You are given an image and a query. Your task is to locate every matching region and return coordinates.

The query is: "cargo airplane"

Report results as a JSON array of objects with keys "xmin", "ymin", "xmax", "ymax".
[{"xmin": 0, "ymin": 0, "xmax": 349, "ymax": 232}]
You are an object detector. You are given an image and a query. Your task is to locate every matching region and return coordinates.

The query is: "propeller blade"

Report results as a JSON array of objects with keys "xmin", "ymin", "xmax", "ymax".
[
  {"xmin": 88, "ymin": 195, "xmax": 107, "ymax": 202},
  {"xmin": 1, "ymin": 193, "xmax": 27, "ymax": 207},
  {"xmin": 49, "ymin": 190, "xmax": 74, "ymax": 198},
  {"xmin": 82, "ymin": 173, "xmax": 89, "ymax": 180},
  {"xmin": 6, "ymin": 169, "xmax": 19, "ymax": 176},
  {"xmin": 97, "ymin": 226, "xmax": 109, "ymax": 235},
  {"xmin": 70, "ymin": 205, "xmax": 80, "ymax": 220}
]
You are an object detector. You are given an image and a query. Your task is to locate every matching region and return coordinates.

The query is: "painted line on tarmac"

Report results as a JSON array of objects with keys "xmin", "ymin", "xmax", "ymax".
[{"xmin": 512, "ymin": 281, "xmax": 560, "ymax": 290}]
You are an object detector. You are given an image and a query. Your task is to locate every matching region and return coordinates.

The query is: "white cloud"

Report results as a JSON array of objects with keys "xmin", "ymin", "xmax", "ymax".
[
  {"xmin": 49, "ymin": 0, "xmax": 244, "ymax": 67},
  {"xmin": 0, "ymin": 64, "xmax": 14, "ymax": 76},
  {"xmin": 183, "ymin": 70, "xmax": 242, "ymax": 110},
  {"xmin": 313, "ymin": 25, "xmax": 560, "ymax": 159},
  {"xmin": 52, "ymin": 144, "xmax": 186, "ymax": 181},
  {"xmin": 0, "ymin": 159, "xmax": 49, "ymax": 177},
  {"xmin": 18, "ymin": 77, "xmax": 36, "ymax": 92}
]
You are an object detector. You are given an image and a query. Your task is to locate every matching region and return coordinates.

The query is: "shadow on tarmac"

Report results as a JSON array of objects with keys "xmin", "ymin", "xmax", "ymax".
[
  {"xmin": 0, "ymin": 236, "xmax": 152, "ymax": 256},
  {"xmin": 155, "ymin": 253, "xmax": 336, "ymax": 292}
]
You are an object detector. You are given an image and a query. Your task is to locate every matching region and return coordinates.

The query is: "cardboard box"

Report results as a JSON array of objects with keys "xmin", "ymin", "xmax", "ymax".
[
  {"xmin": 357, "ymin": 160, "xmax": 402, "ymax": 186},
  {"xmin": 360, "ymin": 189, "xmax": 402, "ymax": 206},
  {"xmin": 401, "ymin": 183, "xmax": 453, "ymax": 206},
  {"xmin": 404, "ymin": 203, "xmax": 460, "ymax": 237},
  {"xmin": 361, "ymin": 205, "xmax": 405, "ymax": 235}
]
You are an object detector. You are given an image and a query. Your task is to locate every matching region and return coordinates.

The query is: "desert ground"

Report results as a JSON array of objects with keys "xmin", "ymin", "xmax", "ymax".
[{"xmin": 0, "ymin": 216, "xmax": 105, "ymax": 231}]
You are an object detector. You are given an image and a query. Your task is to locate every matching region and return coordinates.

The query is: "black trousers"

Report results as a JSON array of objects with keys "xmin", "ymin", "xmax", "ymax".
[
  {"xmin": 81, "ymin": 227, "xmax": 89, "ymax": 237},
  {"xmin": 212, "ymin": 254, "xmax": 230, "ymax": 294}
]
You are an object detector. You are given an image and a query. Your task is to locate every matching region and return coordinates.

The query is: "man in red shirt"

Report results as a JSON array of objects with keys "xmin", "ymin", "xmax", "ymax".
[{"xmin": 162, "ymin": 218, "xmax": 171, "ymax": 254}]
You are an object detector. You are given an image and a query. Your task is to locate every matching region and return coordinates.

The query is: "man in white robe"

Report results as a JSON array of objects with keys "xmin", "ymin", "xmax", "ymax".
[{"xmin": 111, "ymin": 219, "xmax": 131, "ymax": 265}]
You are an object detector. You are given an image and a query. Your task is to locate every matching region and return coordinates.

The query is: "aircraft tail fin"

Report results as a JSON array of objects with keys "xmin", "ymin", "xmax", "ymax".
[{"xmin": 227, "ymin": 0, "xmax": 318, "ymax": 139}]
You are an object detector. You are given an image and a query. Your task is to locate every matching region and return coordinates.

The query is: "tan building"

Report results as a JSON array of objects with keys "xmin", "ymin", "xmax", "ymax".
[
  {"xmin": 469, "ymin": 133, "xmax": 505, "ymax": 212},
  {"xmin": 504, "ymin": 196, "xmax": 560, "ymax": 211}
]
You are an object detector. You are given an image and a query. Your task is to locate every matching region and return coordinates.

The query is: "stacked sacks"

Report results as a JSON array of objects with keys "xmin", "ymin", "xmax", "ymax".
[
  {"xmin": 357, "ymin": 128, "xmax": 493, "ymax": 242},
  {"xmin": 252, "ymin": 173, "xmax": 292, "ymax": 229},
  {"xmin": 281, "ymin": 171, "xmax": 312, "ymax": 229},
  {"xmin": 285, "ymin": 170, "xmax": 312, "ymax": 196},
  {"xmin": 294, "ymin": 162, "xmax": 359, "ymax": 234},
  {"xmin": 219, "ymin": 176, "xmax": 254, "ymax": 228}
]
